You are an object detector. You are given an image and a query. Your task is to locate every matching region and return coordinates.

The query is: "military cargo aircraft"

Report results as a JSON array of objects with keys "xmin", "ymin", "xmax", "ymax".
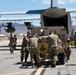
[
  {"xmin": 0, "ymin": 0, "xmax": 76, "ymax": 67},
  {"xmin": 0, "ymin": 0, "xmax": 76, "ymax": 35}
]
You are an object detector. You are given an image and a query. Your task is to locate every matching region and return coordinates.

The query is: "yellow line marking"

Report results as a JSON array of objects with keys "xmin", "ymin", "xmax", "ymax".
[
  {"xmin": 35, "ymin": 66, "xmax": 44, "ymax": 75},
  {"xmin": 3, "ymin": 69, "xmax": 34, "ymax": 75},
  {"xmin": 3, "ymin": 66, "xmax": 44, "ymax": 75}
]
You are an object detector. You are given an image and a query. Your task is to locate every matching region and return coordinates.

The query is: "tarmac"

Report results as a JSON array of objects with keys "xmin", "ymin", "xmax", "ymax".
[{"xmin": 0, "ymin": 39, "xmax": 76, "ymax": 75}]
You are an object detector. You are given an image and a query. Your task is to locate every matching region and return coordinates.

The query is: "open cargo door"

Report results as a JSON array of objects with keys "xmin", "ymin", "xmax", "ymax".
[{"xmin": 41, "ymin": 7, "xmax": 72, "ymax": 34}]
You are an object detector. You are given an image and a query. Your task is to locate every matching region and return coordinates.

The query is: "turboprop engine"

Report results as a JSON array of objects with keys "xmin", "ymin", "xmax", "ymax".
[{"xmin": 3, "ymin": 22, "xmax": 15, "ymax": 33}]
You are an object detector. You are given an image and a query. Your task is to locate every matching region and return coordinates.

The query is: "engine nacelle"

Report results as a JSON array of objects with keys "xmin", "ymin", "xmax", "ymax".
[{"xmin": 4, "ymin": 22, "xmax": 15, "ymax": 33}]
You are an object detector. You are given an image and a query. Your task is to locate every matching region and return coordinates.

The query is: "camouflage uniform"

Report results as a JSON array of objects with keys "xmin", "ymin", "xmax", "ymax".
[
  {"xmin": 38, "ymin": 37, "xmax": 48, "ymax": 60},
  {"xmin": 48, "ymin": 46, "xmax": 58, "ymax": 67},
  {"xmin": 47, "ymin": 32, "xmax": 59, "ymax": 67},
  {"xmin": 20, "ymin": 36, "xmax": 29, "ymax": 63},
  {"xmin": 65, "ymin": 42, "xmax": 71, "ymax": 60},
  {"xmin": 14, "ymin": 35, "xmax": 17, "ymax": 50},
  {"xmin": 57, "ymin": 42, "xmax": 65, "ymax": 65},
  {"xmin": 65, "ymin": 34, "xmax": 71, "ymax": 60},
  {"xmin": 74, "ymin": 32, "xmax": 76, "ymax": 48},
  {"xmin": 30, "ymin": 35, "xmax": 41, "ymax": 67},
  {"xmin": 9, "ymin": 34, "xmax": 15, "ymax": 54}
]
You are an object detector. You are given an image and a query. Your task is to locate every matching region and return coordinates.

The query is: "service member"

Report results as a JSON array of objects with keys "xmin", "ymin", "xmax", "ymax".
[
  {"xmin": 20, "ymin": 33, "xmax": 30, "ymax": 63},
  {"xmin": 14, "ymin": 35, "xmax": 17, "ymax": 50},
  {"xmin": 9, "ymin": 33, "xmax": 15, "ymax": 54},
  {"xmin": 30, "ymin": 34, "xmax": 41, "ymax": 68},
  {"xmin": 65, "ymin": 35, "xmax": 71, "ymax": 60},
  {"xmin": 47, "ymin": 31, "xmax": 60, "ymax": 67}
]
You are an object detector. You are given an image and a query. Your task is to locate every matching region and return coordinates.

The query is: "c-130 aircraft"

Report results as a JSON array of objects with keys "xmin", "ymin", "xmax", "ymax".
[
  {"xmin": 0, "ymin": 0, "xmax": 75, "ymax": 66},
  {"xmin": 0, "ymin": 0, "xmax": 76, "ymax": 34}
]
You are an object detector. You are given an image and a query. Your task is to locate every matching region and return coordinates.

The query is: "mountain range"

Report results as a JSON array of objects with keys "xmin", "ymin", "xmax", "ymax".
[
  {"xmin": 0, "ymin": 23, "xmax": 76, "ymax": 36},
  {"xmin": 1, "ymin": 23, "xmax": 27, "ymax": 36}
]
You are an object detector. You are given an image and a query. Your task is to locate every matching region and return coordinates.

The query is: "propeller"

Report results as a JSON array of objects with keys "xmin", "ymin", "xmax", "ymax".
[{"xmin": 2, "ymin": 22, "xmax": 15, "ymax": 33}]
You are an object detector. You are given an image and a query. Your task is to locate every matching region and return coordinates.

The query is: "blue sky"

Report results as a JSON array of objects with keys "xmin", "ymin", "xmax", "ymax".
[
  {"xmin": 0, "ymin": 0, "xmax": 76, "ymax": 25},
  {"xmin": 0, "ymin": 0, "xmax": 76, "ymax": 12}
]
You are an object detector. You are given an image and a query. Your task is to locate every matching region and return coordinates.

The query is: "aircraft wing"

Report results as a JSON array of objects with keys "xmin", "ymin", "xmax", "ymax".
[
  {"xmin": 26, "ymin": 9, "xmax": 44, "ymax": 14},
  {"xmin": 0, "ymin": 11, "xmax": 27, "ymax": 15},
  {"xmin": 0, "ymin": 17, "xmax": 40, "ymax": 22},
  {"xmin": 67, "ymin": 11, "xmax": 76, "ymax": 13},
  {"xmin": 0, "ymin": 8, "xmax": 76, "ymax": 22},
  {"xmin": 26, "ymin": 9, "xmax": 76, "ymax": 14},
  {"xmin": 71, "ymin": 16, "xmax": 76, "ymax": 18},
  {"xmin": 0, "ymin": 10, "xmax": 43, "ymax": 15},
  {"xmin": 0, "ymin": 8, "xmax": 75, "ymax": 15},
  {"xmin": 0, "ymin": 8, "xmax": 75, "ymax": 16}
]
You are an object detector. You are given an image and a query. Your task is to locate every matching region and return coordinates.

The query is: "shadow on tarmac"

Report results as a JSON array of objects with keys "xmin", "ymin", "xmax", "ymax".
[{"xmin": 14, "ymin": 60, "xmax": 65, "ymax": 69}]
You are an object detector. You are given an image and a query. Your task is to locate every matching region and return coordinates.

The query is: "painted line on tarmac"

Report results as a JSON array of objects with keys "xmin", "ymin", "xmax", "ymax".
[
  {"xmin": 56, "ymin": 65, "xmax": 66, "ymax": 69},
  {"xmin": 3, "ymin": 69, "xmax": 34, "ymax": 75},
  {"xmin": 34, "ymin": 66, "xmax": 44, "ymax": 75},
  {"xmin": 3, "ymin": 66, "xmax": 44, "ymax": 75},
  {"xmin": 1, "ymin": 55, "xmax": 20, "ymax": 64},
  {"xmin": 70, "ymin": 58, "xmax": 76, "ymax": 60}
]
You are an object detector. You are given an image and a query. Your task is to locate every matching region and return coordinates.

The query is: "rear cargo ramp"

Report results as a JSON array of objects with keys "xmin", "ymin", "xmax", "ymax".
[{"xmin": 41, "ymin": 7, "xmax": 72, "ymax": 34}]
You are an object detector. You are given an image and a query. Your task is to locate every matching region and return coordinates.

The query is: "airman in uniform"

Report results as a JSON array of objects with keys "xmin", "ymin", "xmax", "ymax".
[
  {"xmin": 20, "ymin": 32, "xmax": 30, "ymax": 63},
  {"xmin": 57, "ymin": 40, "xmax": 65, "ymax": 64},
  {"xmin": 38, "ymin": 37, "xmax": 48, "ymax": 61},
  {"xmin": 47, "ymin": 31, "xmax": 60, "ymax": 67},
  {"xmin": 74, "ymin": 32, "xmax": 76, "ymax": 48},
  {"xmin": 65, "ymin": 35, "xmax": 71, "ymax": 60},
  {"xmin": 30, "ymin": 34, "xmax": 41, "ymax": 68},
  {"xmin": 9, "ymin": 33, "xmax": 15, "ymax": 54},
  {"xmin": 65, "ymin": 43, "xmax": 71, "ymax": 60},
  {"xmin": 14, "ymin": 35, "xmax": 17, "ymax": 50}
]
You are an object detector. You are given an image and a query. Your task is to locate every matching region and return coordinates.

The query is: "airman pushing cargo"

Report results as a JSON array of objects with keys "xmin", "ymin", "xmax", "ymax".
[
  {"xmin": 30, "ymin": 34, "xmax": 41, "ymax": 68},
  {"xmin": 47, "ymin": 31, "xmax": 61, "ymax": 67},
  {"xmin": 57, "ymin": 40, "xmax": 65, "ymax": 65},
  {"xmin": 38, "ymin": 37, "xmax": 48, "ymax": 61}
]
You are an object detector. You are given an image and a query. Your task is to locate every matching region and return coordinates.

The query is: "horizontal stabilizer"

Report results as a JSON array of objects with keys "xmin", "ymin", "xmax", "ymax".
[{"xmin": 26, "ymin": 9, "xmax": 44, "ymax": 14}]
